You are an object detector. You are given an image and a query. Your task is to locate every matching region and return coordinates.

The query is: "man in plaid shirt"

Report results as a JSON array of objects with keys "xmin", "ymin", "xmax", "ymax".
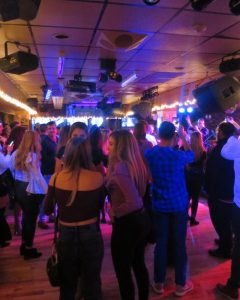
[{"xmin": 145, "ymin": 121, "xmax": 194, "ymax": 297}]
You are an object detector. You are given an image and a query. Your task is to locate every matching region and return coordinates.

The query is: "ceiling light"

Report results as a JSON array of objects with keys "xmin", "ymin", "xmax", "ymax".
[
  {"xmin": 190, "ymin": 0, "xmax": 215, "ymax": 11},
  {"xmin": 57, "ymin": 51, "xmax": 65, "ymax": 78},
  {"xmin": 108, "ymin": 71, "xmax": 122, "ymax": 83},
  {"xmin": 52, "ymin": 96, "xmax": 63, "ymax": 110},
  {"xmin": 143, "ymin": 0, "xmax": 160, "ymax": 5},
  {"xmin": 187, "ymin": 107, "xmax": 194, "ymax": 113},
  {"xmin": 41, "ymin": 85, "xmax": 52, "ymax": 101},
  {"xmin": 229, "ymin": 0, "xmax": 240, "ymax": 15},
  {"xmin": 121, "ymin": 73, "xmax": 138, "ymax": 88},
  {"xmin": 178, "ymin": 107, "xmax": 186, "ymax": 113}
]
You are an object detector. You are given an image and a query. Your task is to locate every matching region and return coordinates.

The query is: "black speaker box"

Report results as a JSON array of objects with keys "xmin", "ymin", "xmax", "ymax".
[
  {"xmin": 0, "ymin": 51, "xmax": 39, "ymax": 74},
  {"xmin": 100, "ymin": 59, "xmax": 116, "ymax": 71},
  {"xmin": 193, "ymin": 76, "xmax": 240, "ymax": 113},
  {"xmin": 27, "ymin": 98, "xmax": 38, "ymax": 108},
  {"xmin": 0, "ymin": 0, "xmax": 41, "ymax": 22},
  {"xmin": 219, "ymin": 57, "xmax": 240, "ymax": 76}
]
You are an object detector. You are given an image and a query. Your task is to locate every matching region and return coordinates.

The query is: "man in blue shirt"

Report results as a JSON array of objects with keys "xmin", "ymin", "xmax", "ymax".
[{"xmin": 145, "ymin": 121, "xmax": 194, "ymax": 297}]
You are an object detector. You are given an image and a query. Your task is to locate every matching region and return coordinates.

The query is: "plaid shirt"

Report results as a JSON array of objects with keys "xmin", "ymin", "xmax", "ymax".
[{"xmin": 145, "ymin": 146, "xmax": 194, "ymax": 212}]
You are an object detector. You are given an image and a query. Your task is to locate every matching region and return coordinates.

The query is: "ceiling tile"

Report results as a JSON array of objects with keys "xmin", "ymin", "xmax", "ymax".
[
  {"xmin": 31, "ymin": 0, "xmax": 103, "ymax": 28},
  {"xmin": 130, "ymin": 50, "xmax": 183, "ymax": 63},
  {"xmin": 220, "ymin": 23, "xmax": 240, "ymax": 40},
  {"xmin": 2, "ymin": 25, "xmax": 33, "ymax": 44},
  {"xmin": 143, "ymin": 33, "xmax": 206, "ymax": 51},
  {"xmin": 37, "ymin": 45, "xmax": 88, "ymax": 59},
  {"xmin": 41, "ymin": 57, "xmax": 84, "ymax": 69},
  {"xmin": 160, "ymin": 10, "xmax": 239, "ymax": 37},
  {"xmin": 32, "ymin": 27, "xmax": 93, "ymax": 47},
  {"xmin": 193, "ymin": 37, "xmax": 240, "ymax": 54},
  {"xmin": 99, "ymin": 5, "xmax": 178, "ymax": 32}
]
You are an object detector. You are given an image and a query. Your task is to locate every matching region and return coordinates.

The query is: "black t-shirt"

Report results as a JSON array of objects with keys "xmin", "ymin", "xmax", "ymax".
[{"xmin": 41, "ymin": 135, "xmax": 57, "ymax": 175}]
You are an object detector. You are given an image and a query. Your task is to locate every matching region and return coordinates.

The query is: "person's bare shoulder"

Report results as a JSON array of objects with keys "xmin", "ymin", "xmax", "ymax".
[{"xmin": 80, "ymin": 169, "xmax": 104, "ymax": 190}]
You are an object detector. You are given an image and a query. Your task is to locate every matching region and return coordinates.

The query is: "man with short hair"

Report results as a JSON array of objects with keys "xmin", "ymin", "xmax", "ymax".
[
  {"xmin": 145, "ymin": 122, "xmax": 194, "ymax": 297},
  {"xmin": 205, "ymin": 122, "xmax": 235, "ymax": 259},
  {"xmin": 38, "ymin": 121, "xmax": 58, "ymax": 229}
]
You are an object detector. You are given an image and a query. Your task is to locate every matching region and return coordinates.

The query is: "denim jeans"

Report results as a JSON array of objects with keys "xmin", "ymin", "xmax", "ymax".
[
  {"xmin": 228, "ymin": 203, "xmax": 240, "ymax": 289},
  {"xmin": 111, "ymin": 209, "xmax": 150, "ymax": 300},
  {"xmin": 58, "ymin": 223, "xmax": 104, "ymax": 300},
  {"xmin": 15, "ymin": 180, "xmax": 42, "ymax": 247},
  {"xmin": 154, "ymin": 210, "xmax": 188, "ymax": 286}
]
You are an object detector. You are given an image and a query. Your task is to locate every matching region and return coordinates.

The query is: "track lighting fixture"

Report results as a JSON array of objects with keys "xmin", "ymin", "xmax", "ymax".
[{"xmin": 190, "ymin": 0, "xmax": 215, "ymax": 11}]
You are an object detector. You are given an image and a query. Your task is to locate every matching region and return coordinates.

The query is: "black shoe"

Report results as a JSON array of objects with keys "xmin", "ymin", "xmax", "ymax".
[
  {"xmin": 20, "ymin": 244, "xmax": 38, "ymax": 256},
  {"xmin": 190, "ymin": 218, "xmax": 199, "ymax": 226},
  {"xmin": 208, "ymin": 248, "xmax": 231, "ymax": 259},
  {"xmin": 38, "ymin": 221, "xmax": 49, "ymax": 229},
  {"xmin": 0, "ymin": 242, "xmax": 10, "ymax": 248},
  {"xmin": 23, "ymin": 248, "xmax": 42, "ymax": 260},
  {"xmin": 216, "ymin": 283, "xmax": 238, "ymax": 299}
]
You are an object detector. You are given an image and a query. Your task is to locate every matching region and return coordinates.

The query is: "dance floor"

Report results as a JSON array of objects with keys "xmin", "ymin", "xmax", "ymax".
[{"xmin": 0, "ymin": 201, "xmax": 233, "ymax": 299}]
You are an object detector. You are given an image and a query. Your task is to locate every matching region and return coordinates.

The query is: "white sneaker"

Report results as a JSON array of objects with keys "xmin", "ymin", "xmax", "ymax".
[
  {"xmin": 151, "ymin": 282, "xmax": 164, "ymax": 294},
  {"xmin": 175, "ymin": 281, "xmax": 193, "ymax": 297}
]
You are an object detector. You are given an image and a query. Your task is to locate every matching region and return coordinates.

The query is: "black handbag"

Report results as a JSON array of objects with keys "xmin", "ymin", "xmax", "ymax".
[{"xmin": 46, "ymin": 174, "xmax": 60, "ymax": 287}]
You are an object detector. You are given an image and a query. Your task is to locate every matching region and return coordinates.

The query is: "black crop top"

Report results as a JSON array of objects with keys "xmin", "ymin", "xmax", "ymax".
[{"xmin": 44, "ymin": 185, "xmax": 105, "ymax": 223}]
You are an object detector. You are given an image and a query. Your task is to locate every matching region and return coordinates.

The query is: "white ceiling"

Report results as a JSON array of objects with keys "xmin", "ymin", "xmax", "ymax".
[{"xmin": 0, "ymin": 0, "xmax": 239, "ymax": 109}]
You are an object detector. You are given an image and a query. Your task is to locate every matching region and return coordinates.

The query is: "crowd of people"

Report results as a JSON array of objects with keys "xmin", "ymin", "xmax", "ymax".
[{"xmin": 0, "ymin": 116, "xmax": 239, "ymax": 300}]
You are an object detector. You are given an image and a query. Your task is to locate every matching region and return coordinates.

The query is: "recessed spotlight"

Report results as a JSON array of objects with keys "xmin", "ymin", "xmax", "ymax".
[
  {"xmin": 53, "ymin": 33, "xmax": 69, "ymax": 40},
  {"xmin": 143, "ymin": 0, "xmax": 160, "ymax": 6},
  {"xmin": 175, "ymin": 66, "xmax": 184, "ymax": 70}
]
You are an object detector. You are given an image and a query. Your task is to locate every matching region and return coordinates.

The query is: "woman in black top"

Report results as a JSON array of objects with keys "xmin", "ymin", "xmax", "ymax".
[{"xmin": 186, "ymin": 131, "xmax": 206, "ymax": 226}]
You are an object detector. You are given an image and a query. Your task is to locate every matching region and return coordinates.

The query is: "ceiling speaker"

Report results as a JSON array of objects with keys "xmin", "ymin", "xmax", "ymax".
[{"xmin": 96, "ymin": 31, "xmax": 148, "ymax": 52}]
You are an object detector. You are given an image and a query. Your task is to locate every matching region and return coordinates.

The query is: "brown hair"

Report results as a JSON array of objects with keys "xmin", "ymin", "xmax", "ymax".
[
  {"xmin": 63, "ymin": 137, "xmax": 93, "ymax": 205},
  {"xmin": 15, "ymin": 130, "xmax": 41, "ymax": 171},
  {"xmin": 108, "ymin": 130, "xmax": 147, "ymax": 197},
  {"xmin": 190, "ymin": 131, "xmax": 205, "ymax": 160}
]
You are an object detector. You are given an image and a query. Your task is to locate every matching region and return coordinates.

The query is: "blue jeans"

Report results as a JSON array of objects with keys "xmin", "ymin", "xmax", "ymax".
[
  {"xmin": 15, "ymin": 180, "xmax": 42, "ymax": 247},
  {"xmin": 228, "ymin": 204, "xmax": 240, "ymax": 289},
  {"xmin": 154, "ymin": 210, "xmax": 188, "ymax": 286},
  {"xmin": 58, "ymin": 223, "xmax": 104, "ymax": 300},
  {"xmin": 39, "ymin": 174, "xmax": 51, "ymax": 222}
]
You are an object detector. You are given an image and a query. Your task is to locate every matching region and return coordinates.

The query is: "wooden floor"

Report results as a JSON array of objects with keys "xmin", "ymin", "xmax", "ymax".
[{"xmin": 0, "ymin": 201, "xmax": 236, "ymax": 300}]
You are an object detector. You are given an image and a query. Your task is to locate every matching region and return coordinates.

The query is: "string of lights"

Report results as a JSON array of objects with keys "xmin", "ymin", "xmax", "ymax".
[
  {"xmin": 0, "ymin": 90, "xmax": 37, "ymax": 115},
  {"xmin": 151, "ymin": 99, "xmax": 196, "ymax": 112}
]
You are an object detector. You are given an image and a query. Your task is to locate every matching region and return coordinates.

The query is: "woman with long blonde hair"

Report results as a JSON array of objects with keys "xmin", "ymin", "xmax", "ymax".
[
  {"xmin": 186, "ymin": 131, "xmax": 206, "ymax": 226},
  {"xmin": 106, "ymin": 130, "xmax": 150, "ymax": 300},
  {"xmin": 11, "ymin": 130, "xmax": 47, "ymax": 259},
  {"xmin": 44, "ymin": 137, "xmax": 105, "ymax": 300}
]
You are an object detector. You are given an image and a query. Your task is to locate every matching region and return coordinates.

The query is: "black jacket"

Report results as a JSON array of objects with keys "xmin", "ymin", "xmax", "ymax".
[{"xmin": 205, "ymin": 138, "xmax": 234, "ymax": 199}]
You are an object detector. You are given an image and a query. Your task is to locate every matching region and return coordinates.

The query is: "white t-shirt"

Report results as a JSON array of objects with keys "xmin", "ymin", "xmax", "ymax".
[{"xmin": 221, "ymin": 136, "xmax": 240, "ymax": 208}]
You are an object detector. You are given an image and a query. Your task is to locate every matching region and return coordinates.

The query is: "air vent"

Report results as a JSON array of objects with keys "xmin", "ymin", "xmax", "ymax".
[{"xmin": 96, "ymin": 31, "xmax": 148, "ymax": 52}]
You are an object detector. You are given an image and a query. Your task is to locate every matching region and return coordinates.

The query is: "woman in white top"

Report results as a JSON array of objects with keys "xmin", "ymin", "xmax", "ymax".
[{"xmin": 11, "ymin": 130, "xmax": 47, "ymax": 259}]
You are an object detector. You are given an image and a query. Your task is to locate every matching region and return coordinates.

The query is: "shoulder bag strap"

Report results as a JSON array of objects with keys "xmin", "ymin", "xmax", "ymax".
[{"xmin": 52, "ymin": 173, "xmax": 59, "ymax": 243}]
